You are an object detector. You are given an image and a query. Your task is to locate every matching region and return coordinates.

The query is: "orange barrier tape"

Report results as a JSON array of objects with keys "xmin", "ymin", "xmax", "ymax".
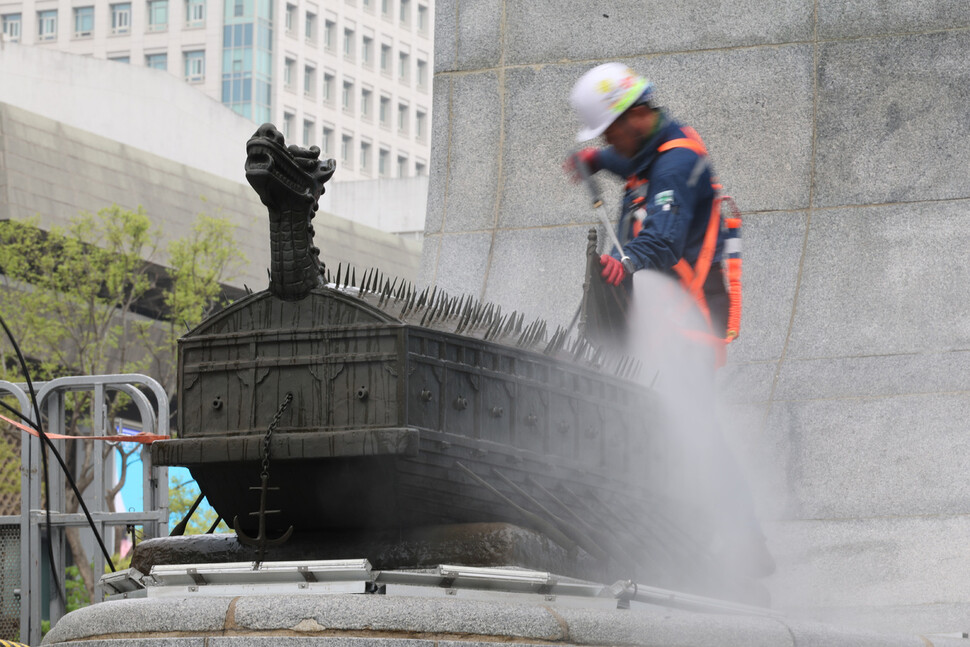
[{"xmin": 0, "ymin": 413, "xmax": 167, "ymax": 444}]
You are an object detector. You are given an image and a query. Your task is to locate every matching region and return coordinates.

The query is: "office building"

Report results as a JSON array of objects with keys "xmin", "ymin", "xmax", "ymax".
[{"xmin": 0, "ymin": 0, "xmax": 433, "ymax": 181}]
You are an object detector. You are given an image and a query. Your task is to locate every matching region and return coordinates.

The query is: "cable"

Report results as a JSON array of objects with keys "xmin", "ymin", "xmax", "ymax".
[
  {"xmin": 0, "ymin": 315, "xmax": 117, "ymax": 591},
  {"xmin": 0, "ymin": 314, "xmax": 66, "ymax": 605}
]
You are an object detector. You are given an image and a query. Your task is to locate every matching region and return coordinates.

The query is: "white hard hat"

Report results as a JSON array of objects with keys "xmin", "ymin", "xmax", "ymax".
[{"xmin": 570, "ymin": 63, "xmax": 654, "ymax": 141}]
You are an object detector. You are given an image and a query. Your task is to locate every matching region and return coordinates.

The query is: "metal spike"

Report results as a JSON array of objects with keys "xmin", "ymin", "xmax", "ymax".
[
  {"xmin": 615, "ymin": 355, "xmax": 628, "ymax": 377},
  {"xmin": 243, "ymin": 284, "xmax": 253, "ymax": 295},
  {"xmin": 335, "ymin": 263, "xmax": 342, "ymax": 289},
  {"xmin": 351, "ymin": 267, "xmax": 356, "ymax": 288},
  {"xmin": 455, "ymin": 298, "xmax": 474, "ymax": 334},
  {"xmin": 379, "ymin": 279, "xmax": 392, "ymax": 307}
]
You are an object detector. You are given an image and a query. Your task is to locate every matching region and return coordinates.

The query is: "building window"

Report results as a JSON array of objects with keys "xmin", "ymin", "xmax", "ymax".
[
  {"xmin": 304, "ymin": 12, "xmax": 315, "ymax": 42},
  {"xmin": 415, "ymin": 109, "xmax": 426, "ymax": 141},
  {"xmin": 146, "ymin": 52, "xmax": 167, "ymax": 69},
  {"xmin": 302, "ymin": 119, "xmax": 314, "ymax": 148},
  {"xmin": 361, "ymin": 35, "xmax": 372, "ymax": 67},
  {"xmin": 417, "ymin": 3, "xmax": 427, "ymax": 34},
  {"xmin": 321, "ymin": 126, "xmax": 333, "ymax": 156},
  {"xmin": 397, "ymin": 102, "xmax": 408, "ymax": 134},
  {"xmin": 108, "ymin": 54, "xmax": 130, "ymax": 63},
  {"xmin": 323, "ymin": 19, "xmax": 335, "ymax": 51},
  {"xmin": 378, "ymin": 148, "xmax": 389, "ymax": 177},
  {"xmin": 380, "ymin": 0, "xmax": 390, "ymax": 19},
  {"xmin": 37, "ymin": 10, "xmax": 57, "ymax": 40},
  {"xmin": 147, "ymin": 0, "xmax": 168, "ymax": 31},
  {"xmin": 362, "ymin": 0, "xmax": 372, "ymax": 11},
  {"xmin": 1, "ymin": 14, "xmax": 21, "ymax": 42},
  {"xmin": 399, "ymin": 0, "xmax": 409, "ymax": 26},
  {"xmin": 283, "ymin": 57, "xmax": 295, "ymax": 90},
  {"xmin": 398, "ymin": 51, "xmax": 409, "ymax": 83},
  {"xmin": 416, "ymin": 59, "xmax": 427, "ymax": 91},
  {"xmin": 343, "ymin": 28, "xmax": 354, "ymax": 60},
  {"xmin": 184, "ymin": 50, "xmax": 205, "ymax": 81},
  {"xmin": 341, "ymin": 134, "xmax": 353, "ymax": 169},
  {"xmin": 282, "ymin": 112, "xmax": 294, "ymax": 140},
  {"xmin": 73, "ymin": 6, "xmax": 94, "ymax": 37},
  {"xmin": 322, "ymin": 72, "xmax": 334, "ymax": 104},
  {"xmin": 379, "ymin": 95, "xmax": 390, "ymax": 128},
  {"xmin": 185, "ymin": 0, "xmax": 204, "ymax": 26},
  {"xmin": 360, "ymin": 88, "xmax": 372, "ymax": 120},
  {"xmin": 360, "ymin": 141, "xmax": 371, "ymax": 173},
  {"xmin": 380, "ymin": 44, "xmax": 391, "ymax": 75},
  {"xmin": 397, "ymin": 155, "xmax": 408, "ymax": 177},
  {"xmin": 284, "ymin": 3, "xmax": 295, "ymax": 34},
  {"xmin": 415, "ymin": 160, "xmax": 426, "ymax": 176},
  {"xmin": 110, "ymin": 3, "xmax": 130, "ymax": 34},
  {"xmin": 304, "ymin": 65, "xmax": 315, "ymax": 97},
  {"xmin": 232, "ymin": 0, "xmax": 244, "ymax": 18},
  {"xmin": 342, "ymin": 80, "xmax": 354, "ymax": 112}
]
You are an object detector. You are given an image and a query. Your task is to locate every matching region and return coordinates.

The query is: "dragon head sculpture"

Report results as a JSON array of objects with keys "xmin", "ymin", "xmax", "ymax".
[{"xmin": 245, "ymin": 123, "xmax": 337, "ymax": 301}]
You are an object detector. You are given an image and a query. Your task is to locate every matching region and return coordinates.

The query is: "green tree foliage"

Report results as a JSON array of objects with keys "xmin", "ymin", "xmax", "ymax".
[
  {"xmin": 168, "ymin": 472, "xmax": 228, "ymax": 535},
  {"xmin": 0, "ymin": 204, "xmax": 244, "ymax": 600}
]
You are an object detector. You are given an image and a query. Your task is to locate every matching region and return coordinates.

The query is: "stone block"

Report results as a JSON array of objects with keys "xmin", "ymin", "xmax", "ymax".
[
  {"xmin": 765, "ymin": 516, "xmax": 970, "ymax": 625},
  {"xmin": 57, "ymin": 642, "xmax": 204, "ymax": 647},
  {"xmin": 454, "ymin": 0, "xmax": 503, "ymax": 71},
  {"xmin": 433, "ymin": 0, "xmax": 457, "ymax": 73},
  {"xmin": 725, "ymin": 210, "xmax": 807, "ymax": 363},
  {"xmin": 790, "ymin": 603, "xmax": 970, "ymax": 640},
  {"xmin": 554, "ymin": 605, "xmax": 791, "ymax": 647},
  {"xmin": 813, "ymin": 32, "xmax": 970, "ymax": 207},
  {"xmin": 424, "ymin": 78, "xmax": 450, "ymax": 234},
  {"xmin": 49, "ymin": 641, "xmax": 204, "ymax": 647},
  {"xmin": 441, "ymin": 71, "xmax": 501, "ymax": 234},
  {"xmin": 773, "ymin": 351, "xmax": 970, "ymax": 402},
  {"xmin": 230, "ymin": 595, "xmax": 565, "ymax": 641},
  {"xmin": 785, "ymin": 201, "xmax": 970, "ymax": 359},
  {"xmin": 416, "ymin": 233, "xmax": 440, "ymax": 288},
  {"xmin": 482, "ymin": 225, "xmax": 591, "ymax": 328},
  {"xmin": 498, "ymin": 47, "xmax": 813, "ymax": 233},
  {"xmin": 427, "ymin": 230, "xmax": 492, "ymax": 296},
  {"xmin": 761, "ymin": 393, "xmax": 970, "ymax": 520},
  {"xmin": 504, "ymin": 0, "xmax": 813, "ymax": 64},
  {"xmin": 716, "ymin": 362, "xmax": 777, "ymax": 405},
  {"xmin": 499, "ymin": 63, "xmax": 604, "ymax": 229},
  {"xmin": 817, "ymin": 0, "xmax": 970, "ymax": 40},
  {"xmin": 41, "ymin": 597, "xmax": 232, "ymax": 643}
]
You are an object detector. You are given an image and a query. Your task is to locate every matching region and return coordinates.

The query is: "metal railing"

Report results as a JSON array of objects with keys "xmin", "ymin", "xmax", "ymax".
[{"xmin": 0, "ymin": 374, "xmax": 171, "ymax": 646}]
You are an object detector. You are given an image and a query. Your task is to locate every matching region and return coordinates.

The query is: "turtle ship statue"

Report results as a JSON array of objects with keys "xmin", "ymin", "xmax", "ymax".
[{"xmin": 149, "ymin": 123, "xmax": 763, "ymax": 602}]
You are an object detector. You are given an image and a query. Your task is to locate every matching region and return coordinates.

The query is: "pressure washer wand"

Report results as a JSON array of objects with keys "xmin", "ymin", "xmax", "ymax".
[{"xmin": 574, "ymin": 153, "xmax": 635, "ymax": 275}]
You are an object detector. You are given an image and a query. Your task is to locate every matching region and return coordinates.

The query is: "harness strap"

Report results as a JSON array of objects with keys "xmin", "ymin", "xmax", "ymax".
[{"xmin": 649, "ymin": 126, "xmax": 742, "ymax": 363}]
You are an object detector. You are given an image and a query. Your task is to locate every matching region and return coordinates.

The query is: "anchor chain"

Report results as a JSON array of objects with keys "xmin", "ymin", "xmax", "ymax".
[
  {"xmin": 234, "ymin": 392, "xmax": 295, "ymax": 569},
  {"xmin": 261, "ymin": 392, "xmax": 293, "ymax": 480}
]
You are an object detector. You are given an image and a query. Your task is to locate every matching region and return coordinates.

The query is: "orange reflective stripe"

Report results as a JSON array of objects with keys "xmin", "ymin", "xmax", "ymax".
[
  {"xmin": 632, "ymin": 219, "xmax": 642, "ymax": 238},
  {"xmin": 658, "ymin": 137, "xmax": 708, "ymax": 157},
  {"xmin": 725, "ymin": 257, "xmax": 742, "ymax": 340}
]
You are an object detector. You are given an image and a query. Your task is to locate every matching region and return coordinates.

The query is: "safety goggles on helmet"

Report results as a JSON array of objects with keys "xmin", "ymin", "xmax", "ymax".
[{"xmin": 570, "ymin": 62, "xmax": 654, "ymax": 142}]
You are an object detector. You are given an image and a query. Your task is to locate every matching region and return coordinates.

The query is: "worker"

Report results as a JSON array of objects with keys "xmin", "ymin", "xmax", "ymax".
[
  {"xmin": 567, "ymin": 62, "xmax": 732, "ymax": 344},
  {"xmin": 567, "ymin": 63, "xmax": 774, "ymax": 589}
]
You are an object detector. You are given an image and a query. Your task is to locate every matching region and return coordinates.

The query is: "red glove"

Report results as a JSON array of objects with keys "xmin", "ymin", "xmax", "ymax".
[
  {"xmin": 600, "ymin": 254, "xmax": 627, "ymax": 286},
  {"xmin": 564, "ymin": 148, "xmax": 601, "ymax": 183}
]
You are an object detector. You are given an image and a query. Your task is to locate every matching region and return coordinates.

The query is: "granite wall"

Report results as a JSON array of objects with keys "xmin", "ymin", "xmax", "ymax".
[{"xmin": 422, "ymin": 0, "xmax": 970, "ymax": 635}]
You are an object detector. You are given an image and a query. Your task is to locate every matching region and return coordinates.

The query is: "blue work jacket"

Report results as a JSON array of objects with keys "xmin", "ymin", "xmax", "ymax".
[{"xmin": 598, "ymin": 112, "xmax": 723, "ymax": 277}]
